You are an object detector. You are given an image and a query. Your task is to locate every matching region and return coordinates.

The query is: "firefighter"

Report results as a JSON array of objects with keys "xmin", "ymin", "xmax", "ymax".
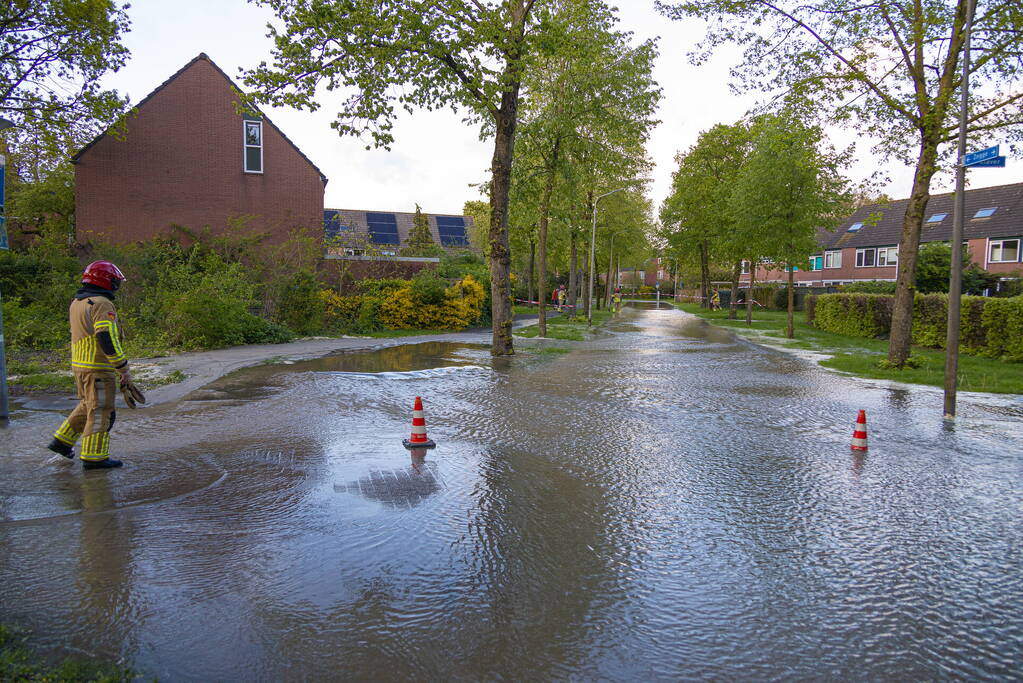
[
  {"xmin": 612, "ymin": 287, "xmax": 622, "ymax": 313},
  {"xmin": 47, "ymin": 261, "xmax": 131, "ymax": 469}
]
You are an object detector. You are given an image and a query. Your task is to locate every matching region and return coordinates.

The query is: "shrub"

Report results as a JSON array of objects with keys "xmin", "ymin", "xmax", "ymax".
[
  {"xmin": 840, "ymin": 281, "xmax": 897, "ymax": 294},
  {"xmin": 410, "ymin": 270, "xmax": 447, "ymax": 306},
  {"xmin": 812, "ymin": 293, "xmax": 892, "ymax": 338},
  {"xmin": 2, "ymin": 297, "xmax": 69, "ymax": 351},
  {"xmin": 274, "ymin": 270, "xmax": 326, "ymax": 336},
  {"xmin": 809, "ymin": 292, "xmax": 1023, "ymax": 360},
  {"xmin": 378, "ymin": 274, "xmax": 485, "ymax": 330},
  {"xmin": 320, "ymin": 290, "xmax": 363, "ymax": 331},
  {"xmin": 980, "ymin": 296, "xmax": 1023, "ymax": 360}
]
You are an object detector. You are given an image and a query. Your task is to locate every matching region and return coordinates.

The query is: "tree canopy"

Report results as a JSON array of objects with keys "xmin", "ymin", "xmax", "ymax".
[{"xmin": 657, "ymin": 0, "xmax": 1023, "ymax": 364}]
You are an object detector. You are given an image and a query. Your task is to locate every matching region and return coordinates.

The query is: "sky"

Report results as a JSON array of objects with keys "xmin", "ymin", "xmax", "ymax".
[{"xmin": 101, "ymin": 0, "xmax": 1022, "ymax": 218}]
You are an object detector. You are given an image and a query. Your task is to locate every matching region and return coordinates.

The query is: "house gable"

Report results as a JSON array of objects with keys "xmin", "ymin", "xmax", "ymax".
[{"xmin": 73, "ymin": 53, "xmax": 326, "ymax": 244}]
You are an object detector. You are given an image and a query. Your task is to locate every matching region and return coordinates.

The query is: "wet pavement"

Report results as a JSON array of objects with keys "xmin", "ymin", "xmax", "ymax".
[{"xmin": 2, "ymin": 304, "xmax": 1022, "ymax": 680}]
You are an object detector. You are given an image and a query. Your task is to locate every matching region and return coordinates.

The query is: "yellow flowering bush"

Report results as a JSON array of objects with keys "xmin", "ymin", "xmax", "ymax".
[
  {"xmin": 379, "ymin": 274, "xmax": 486, "ymax": 330},
  {"xmin": 320, "ymin": 289, "xmax": 363, "ymax": 328}
]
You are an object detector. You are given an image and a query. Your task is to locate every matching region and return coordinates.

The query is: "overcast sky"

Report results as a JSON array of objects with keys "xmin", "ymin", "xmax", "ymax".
[{"xmin": 102, "ymin": 0, "xmax": 1021, "ymax": 217}]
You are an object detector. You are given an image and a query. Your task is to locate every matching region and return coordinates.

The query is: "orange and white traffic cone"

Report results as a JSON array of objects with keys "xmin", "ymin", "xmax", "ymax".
[
  {"xmin": 851, "ymin": 409, "xmax": 868, "ymax": 452},
  {"xmin": 403, "ymin": 396, "xmax": 436, "ymax": 449}
]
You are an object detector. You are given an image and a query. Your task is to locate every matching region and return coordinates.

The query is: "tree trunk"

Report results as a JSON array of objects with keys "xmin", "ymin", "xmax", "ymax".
[
  {"xmin": 527, "ymin": 237, "xmax": 535, "ymax": 309},
  {"xmin": 569, "ymin": 230, "xmax": 578, "ymax": 311},
  {"xmin": 729, "ymin": 260, "xmax": 741, "ymax": 320},
  {"xmin": 488, "ymin": 79, "xmax": 522, "ymax": 356},
  {"xmin": 604, "ymin": 235, "xmax": 615, "ymax": 310},
  {"xmin": 787, "ymin": 264, "xmax": 795, "ymax": 338},
  {"xmin": 746, "ymin": 260, "xmax": 755, "ymax": 325},
  {"xmin": 699, "ymin": 242, "xmax": 710, "ymax": 309},
  {"xmin": 538, "ymin": 163, "xmax": 557, "ymax": 337},
  {"xmin": 887, "ymin": 138, "xmax": 940, "ymax": 366}
]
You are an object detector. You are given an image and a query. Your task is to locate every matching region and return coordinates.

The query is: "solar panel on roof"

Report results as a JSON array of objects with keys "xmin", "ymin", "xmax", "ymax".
[
  {"xmin": 973, "ymin": 207, "xmax": 997, "ymax": 218},
  {"xmin": 366, "ymin": 212, "xmax": 400, "ymax": 245},
  {"xmin": 323, "ymin": 210, "xmax": 345, "ymax": 239},
  {"xmin": 436, "ymin": 216, "xmax": 469, "ymax": 246}
]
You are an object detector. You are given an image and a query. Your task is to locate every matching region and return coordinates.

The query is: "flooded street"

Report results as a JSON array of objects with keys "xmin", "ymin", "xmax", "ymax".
[{"xmin": 2, "ymin": 305, "xmax": 1022, "ymax": 680}]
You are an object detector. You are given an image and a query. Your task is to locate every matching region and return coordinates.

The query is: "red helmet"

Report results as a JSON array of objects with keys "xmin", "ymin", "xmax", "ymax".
[{"xmin": 82, "ymin": 260, "xmax": 126, "ymax": 291}]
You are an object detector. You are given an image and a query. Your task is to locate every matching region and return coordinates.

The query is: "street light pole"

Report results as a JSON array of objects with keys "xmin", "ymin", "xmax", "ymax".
[
  {"xmin": 944, "ymin": 0, "xmax": 976, "ymax": 419},
  {"xmin": 0, "ymin": 117, "xmax": 15, "ymax": 421},
  {"xmin": 588, "ymin": 188, "xmax": 624, "ymax": 325}
]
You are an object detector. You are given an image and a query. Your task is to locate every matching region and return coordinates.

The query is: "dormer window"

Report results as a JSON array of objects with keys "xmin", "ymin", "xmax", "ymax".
[{"xmin": 244, "ymin": 117, "xmax": 263, "ymax": 174}]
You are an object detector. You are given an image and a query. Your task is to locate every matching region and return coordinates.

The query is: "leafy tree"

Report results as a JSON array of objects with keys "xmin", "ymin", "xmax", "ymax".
[
  {"xmin": 731, "ymin": 110, "xmax": 850, "ymax": 336},
  {"xmin": 915, "ymin": 241, "xmax": 1000, "ymax": 295},
  {"xmin": 462, "ymin": 200, "xmax": 491, "ymax": 254},
  {"xmin": 657, "ymin": 0, "xmax": 1023, "ymax": 365},
  {"xmin": 660, "ymin": 121, "xmax": 750, "ymax": 313},
  {"xmin": 243, "ymin": 0, "xmax": 560, "ymax": 356},
  {"xmin": 0, "ymin": 0, "xmax": 130, "ymax": 130},
  {"xmin": 400, "ymin": 204, "xmax": 443, "ymax": 257},
  {"xmin": 512, "ymin": 0, "xmax": 658, "ymax": 335}
]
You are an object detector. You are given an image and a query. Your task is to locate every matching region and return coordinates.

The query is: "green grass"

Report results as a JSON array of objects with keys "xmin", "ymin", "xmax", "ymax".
[
  {"xmin": 514, "ymin": 309, "xmax": 613, "ymax": 341},
  {"xmin": 675, "ymin": 302, "xmax": 1023, "ymax": 394},
  {"xmin": 146, "ymin": 369, "xmax": 186, "ymax": 386},
  {"xmin": 0, "ymin": 624, "xmax": 134, "ymax": 682},
  {"xmin": 8, "ymin": 372, "xmax": 75, "ymax": 392}
]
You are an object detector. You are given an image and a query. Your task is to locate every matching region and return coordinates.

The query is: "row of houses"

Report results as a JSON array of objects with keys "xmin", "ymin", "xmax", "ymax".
[
  {"xmin": 69, "ymin": 54, "xmax": 475, "ymax": 257},
  {"xmin": 62, "ymin": 53, "xmax": 1023, "ymax": 290},
  {"xmin": 740, "ymin": 182, "xmax": 1023, "ymax": 287}
]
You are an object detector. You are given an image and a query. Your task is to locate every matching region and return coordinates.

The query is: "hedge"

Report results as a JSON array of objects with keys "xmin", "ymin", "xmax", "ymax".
[{"xmin": 806, "ymin": 293, "xmax": 1023, "ymax": 361}]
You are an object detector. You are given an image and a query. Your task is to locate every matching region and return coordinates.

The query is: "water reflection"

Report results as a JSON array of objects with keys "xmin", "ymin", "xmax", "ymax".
[{"xmin": 2, "ymin": 314, "xmax": 1023, "ymax": 679}]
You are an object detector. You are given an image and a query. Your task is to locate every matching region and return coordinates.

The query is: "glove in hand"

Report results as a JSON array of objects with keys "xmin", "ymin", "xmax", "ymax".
[{"xmin": 120, "ymin": 380, "xmax": 146, "ymax": 409}]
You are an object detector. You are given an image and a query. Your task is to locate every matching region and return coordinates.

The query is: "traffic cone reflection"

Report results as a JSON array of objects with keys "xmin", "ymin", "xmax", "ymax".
[
  {"xmin": 851, "ymin": 410, "xmax": 868, "ymax": 452},
  {"xmin": 403, "ymin": 396, "xmax": 437, "ymax": 449}
]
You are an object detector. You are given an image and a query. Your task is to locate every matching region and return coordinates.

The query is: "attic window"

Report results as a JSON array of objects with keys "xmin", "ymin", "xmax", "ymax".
[
  {"xmin": 847, "ymin": 222, "xmax": 863, "ymax": 232},
  {"xmin": 973, "ymin": 207, "xmax": 997, "ymax": 218},
  {"xmin": 244, "ymin": 118, "xmax": 263, "ymax": 174},
  {"xmin": 927, "ymin": 213, "xmax": 947, "ymax": 223}
]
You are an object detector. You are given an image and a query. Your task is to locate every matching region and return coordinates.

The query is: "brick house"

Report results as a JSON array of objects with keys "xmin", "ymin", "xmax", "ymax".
[
  {"xmin": 741, "ymin": 181, "xmax": 1023, "ymax": 286},
  {"xmin": 73, "ymin": 53, "xmax": 327, "ymax": 244}
]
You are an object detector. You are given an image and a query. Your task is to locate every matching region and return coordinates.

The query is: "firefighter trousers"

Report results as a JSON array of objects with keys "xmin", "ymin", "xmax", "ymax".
[{"xmin": 53, "ymin": 369, "xmax": 117, "ymax": 461}]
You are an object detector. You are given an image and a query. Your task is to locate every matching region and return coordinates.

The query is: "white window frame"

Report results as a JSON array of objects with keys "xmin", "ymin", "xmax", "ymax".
[
  {"xmin": 989, "ymin": 238, "xmax": 1020, "ymax": 263},
  {"xmin": 741, "ymin": 261, "xmax": 750, "ymax": 274},
  {"xmin": 877, "ymin": 246, "xmax": 898, "ymax": 267},
  {"xmin": 244, "ymin": 119, "xmax": 263, "ymax": 174},
  {"xmin": 855, "ymin": 248, "xmax": 876, "ymax": 267},
  {"xmin": 824, "ymin": 250, "xmax": 842, "ymax": 269},
  {"xmin": 810, "ymin": 255, "xmax": 823, "ymax": 271}
]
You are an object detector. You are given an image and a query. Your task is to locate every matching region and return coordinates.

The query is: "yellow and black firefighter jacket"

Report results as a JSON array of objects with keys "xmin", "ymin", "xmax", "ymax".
[{"xmin": 70, "ymin": 289, "xmax": 129, "ymax": 374}]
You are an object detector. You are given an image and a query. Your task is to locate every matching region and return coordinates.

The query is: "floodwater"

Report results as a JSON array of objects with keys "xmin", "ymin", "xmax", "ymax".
[{"xmin": 2, "ymin": 304, "xmax": 1022, "ymax": 680}]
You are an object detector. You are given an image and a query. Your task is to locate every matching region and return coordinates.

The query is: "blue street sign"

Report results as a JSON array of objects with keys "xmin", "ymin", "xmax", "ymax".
[
  {"xmin": 969, "ymin": 155, "xmax": 1006, "ymax": 168},
  {"xmin": 964, "ymin": 145, "xmax": 999, "ymax": 167}
]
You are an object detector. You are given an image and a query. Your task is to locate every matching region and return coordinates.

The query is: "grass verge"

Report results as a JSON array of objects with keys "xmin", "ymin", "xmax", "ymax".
[
  {"xmin": 515, "ymin": 309, "xmax": 614, "ymax": 341},
  {"xmin": 675, "ymin": 302, "xmax": 1023, "ymax": 394},
  {"xmin": 0, "ymin": 624, "xmax": 134, "ymax": 682}
]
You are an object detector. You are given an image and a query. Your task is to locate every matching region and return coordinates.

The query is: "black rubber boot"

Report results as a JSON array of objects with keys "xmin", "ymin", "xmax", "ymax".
[
  {"xmin": 82, "ymin": 458, "xmax": 123, "ymax": 470},
  {"xmin": 47, "ymin": 438, "xmax": 74, "ymax": 459}
]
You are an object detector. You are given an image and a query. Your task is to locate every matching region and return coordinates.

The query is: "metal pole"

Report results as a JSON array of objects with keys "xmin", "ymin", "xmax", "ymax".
[
  {"xmin": 0, "ymin": 152, "xmax": 8, "ymax": 420},
  {"xmin": 944, "ymin": 0, "xmax": 976, "ymax": 419},
  {"xmin": 587, "ymin": 188, "xmax": 624, "ymax": 325}
]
